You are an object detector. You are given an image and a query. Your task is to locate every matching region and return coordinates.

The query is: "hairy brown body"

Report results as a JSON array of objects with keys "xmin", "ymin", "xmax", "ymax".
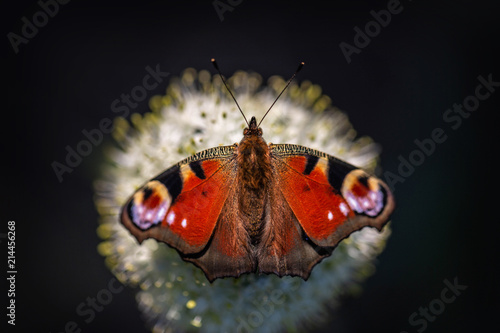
[{"xmin": 236, "ymin": 117, "xmax": 272, "ymax": 241}]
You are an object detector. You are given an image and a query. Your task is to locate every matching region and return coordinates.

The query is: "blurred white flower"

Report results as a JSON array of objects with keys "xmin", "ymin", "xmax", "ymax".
[{"xmin": 94, "ymin": 68, "xmax": 391, "ymax": 332}]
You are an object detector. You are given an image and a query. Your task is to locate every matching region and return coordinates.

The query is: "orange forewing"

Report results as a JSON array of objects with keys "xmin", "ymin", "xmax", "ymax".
[
  {"xmin": 120, "ymin": 146, "xmax": 237, "ymax": 255},
  {"xmin": 274, "ymin": 155, "xmax": 355, "ymax": 246},
  {"xmin": 164, "ymin": 160, "xmax": 232, "ymax": 249}
]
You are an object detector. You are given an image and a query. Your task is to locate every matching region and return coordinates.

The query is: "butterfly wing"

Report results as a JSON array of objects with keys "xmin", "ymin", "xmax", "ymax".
[
  {"xmin": 258, "ymin": 144, "xmax": 394, "ymax": 279},
  {"xmin": 121, "ymin": 145, "xmax": 254, "ymax": 280},
  {"xmin": 257, "ymin": 182, "xmax": 332, "ymax": 279},
  {"xmin": 183, "ymin": 184, "xmax": 256, "ymax": 281},
  {"xmin": 121, "ymin": 140, "xmax": 394, "ymax": 281}
]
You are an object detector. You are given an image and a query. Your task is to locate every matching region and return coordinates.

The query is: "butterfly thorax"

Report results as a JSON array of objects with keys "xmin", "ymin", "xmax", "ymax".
[{"xmin": 237, "ymin": 117, "xmax": 272, "ymax": 241}]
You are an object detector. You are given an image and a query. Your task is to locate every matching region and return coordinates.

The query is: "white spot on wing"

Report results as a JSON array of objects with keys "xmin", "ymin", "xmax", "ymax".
[
  {"xmin": 328, "ymin": 211, "xmax": 333, "ymax": 220},
  {"xmin": 167, "ymin": 211, "xmax": 176, "ymax": 225},
  {"xmin": 339, "ymin": 202, "xmax": 349, "ymax": 216},
  {"xmin": 181, "ymin": 219, "xmax": 187, "ymax": 228},
  {"xmin": 361, "ymin": 198, "xmax": 371, "ymax": 209},
  {"xmin": 346, "ymin": 193, "xmax": 362, "ymax": 213},
  {"xmin": 155, "ymin": 204, "xmax": 168, "ymax": 223},
  {"xmin": 145, "ymin": 211, "xmax": 154, "ymax": 221}
]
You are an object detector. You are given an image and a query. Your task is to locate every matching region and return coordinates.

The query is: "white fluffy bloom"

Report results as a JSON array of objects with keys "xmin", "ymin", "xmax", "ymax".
[{"xmin": 94, "ymin": 68, "xmax": 391, "ymax": 332}]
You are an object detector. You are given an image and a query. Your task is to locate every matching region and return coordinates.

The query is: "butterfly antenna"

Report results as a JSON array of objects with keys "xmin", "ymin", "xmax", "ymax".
[
  {"xmin": 258, "ymin": 61, "xmax": 304, "ymax": 127},
  {"xmin": 211, "ymin": 58, "xmax": 249, "ymax": 127}
]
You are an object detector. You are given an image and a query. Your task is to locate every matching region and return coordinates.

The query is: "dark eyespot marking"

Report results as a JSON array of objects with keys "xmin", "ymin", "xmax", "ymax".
[
  {"xmin": 341, "ymin": 169, "xmax": 386, "ymax": 217},
  {"xmin": 127, "ymin": 180, "xmax": 172, "ymax": 231}
]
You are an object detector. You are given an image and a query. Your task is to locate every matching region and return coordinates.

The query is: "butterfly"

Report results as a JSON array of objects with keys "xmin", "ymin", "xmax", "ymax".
[{"xmin": 120, "ymin": 60, "xmax": 395, "ymax": 282}]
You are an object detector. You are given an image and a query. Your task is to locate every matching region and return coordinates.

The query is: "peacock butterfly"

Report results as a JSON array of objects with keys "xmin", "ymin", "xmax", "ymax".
[{"xmin": 120, "ymin": 60, "xmax": 395, "ymax": 282}]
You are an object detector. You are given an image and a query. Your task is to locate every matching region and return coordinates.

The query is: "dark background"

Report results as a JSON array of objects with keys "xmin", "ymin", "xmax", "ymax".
[{"xmin": 2, "ymin": 0, "xmax": 499, "ymax": 332}]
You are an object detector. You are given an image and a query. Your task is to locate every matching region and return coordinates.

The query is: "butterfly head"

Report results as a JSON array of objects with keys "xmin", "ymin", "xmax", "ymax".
[{"xmin": 243, "ymin": 116, "xmax": 263, "ymax": 137}]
